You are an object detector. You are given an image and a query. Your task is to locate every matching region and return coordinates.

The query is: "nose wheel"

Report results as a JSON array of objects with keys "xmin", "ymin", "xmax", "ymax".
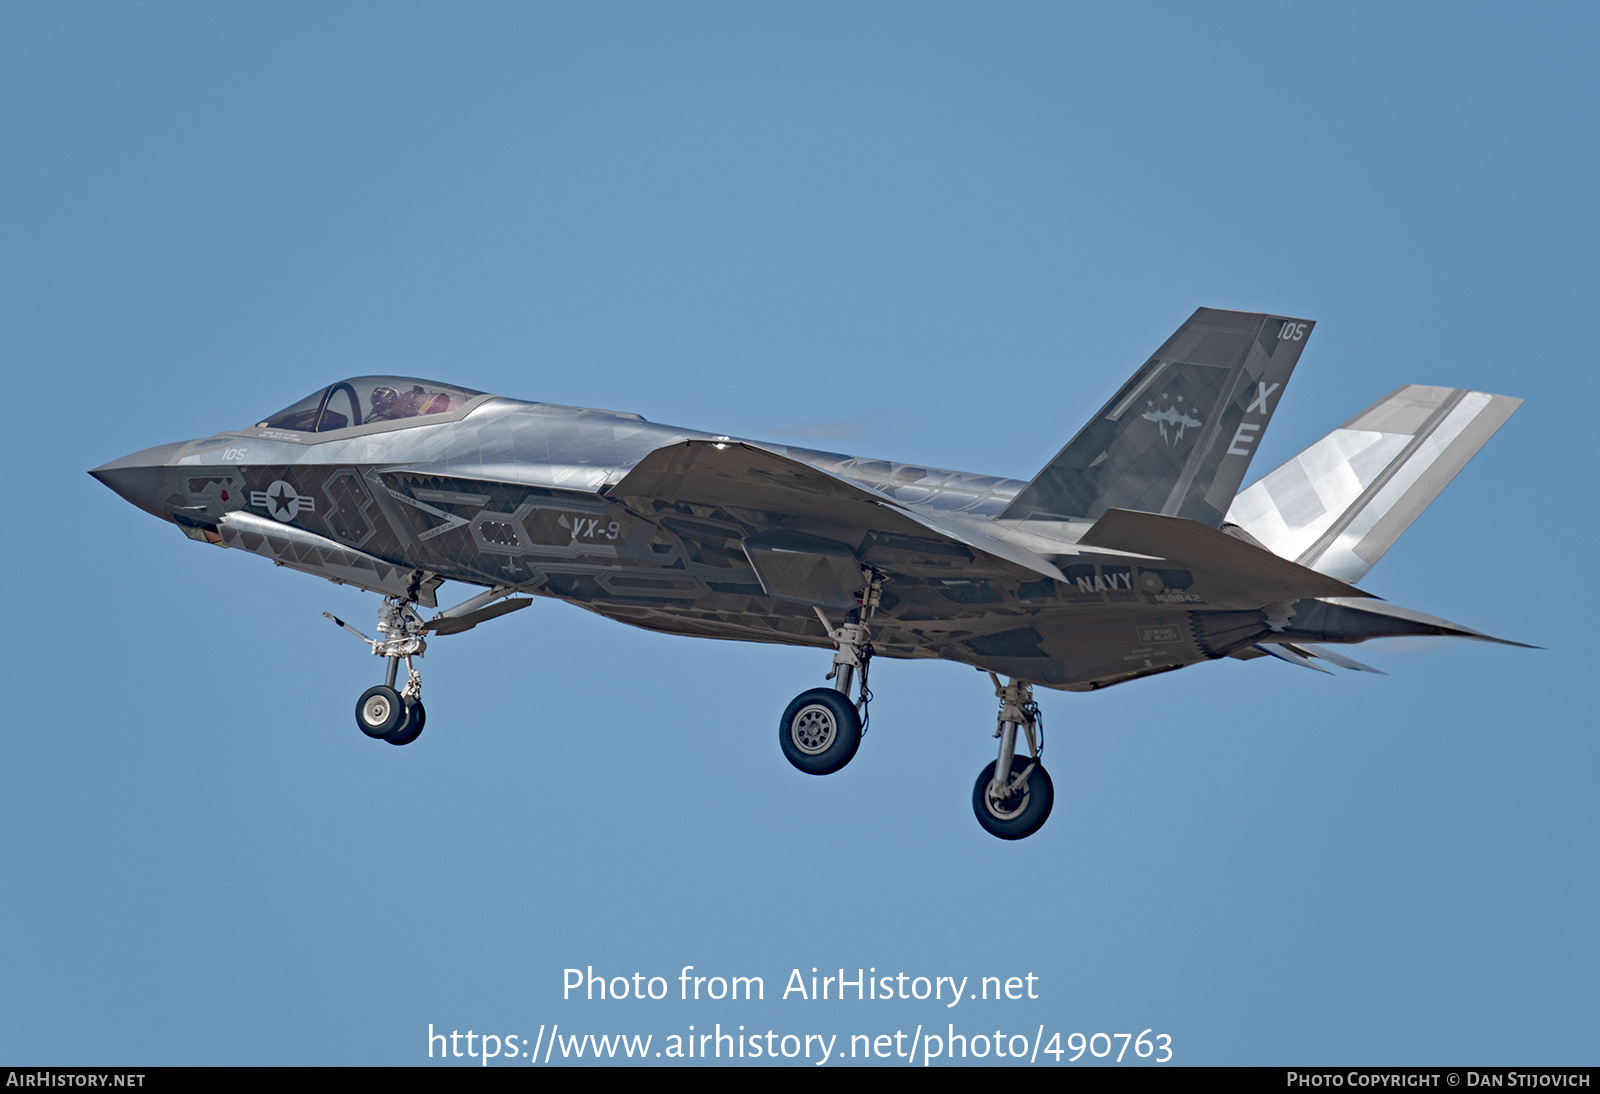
[
  {"xmin": 325, "ymin": 584, "xmax": 535, "ymax": 748},
  {"xmin": 356, "ymin": 685, "xmax": 404, "ymax": 737},
  {"xmin": 355, "ymin": 685, "xmax": 426, "ymax": 744},
  {"xmin": 383, "ymin": 695, "xmax": 426, "ymax": 746}
]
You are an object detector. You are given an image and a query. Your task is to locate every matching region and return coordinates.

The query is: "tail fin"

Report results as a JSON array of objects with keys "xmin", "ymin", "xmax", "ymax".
[
  {"xmin": 1000, "ymin": 308, "xmax": 1313, "ymax": 527},
  {"xmin": 1225, "ymin": 385, "xmax": 1521, "ymax": 582}
]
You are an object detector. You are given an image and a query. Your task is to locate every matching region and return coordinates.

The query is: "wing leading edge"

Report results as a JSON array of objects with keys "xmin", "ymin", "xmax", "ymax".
[{"xmin": 608, "ymin": 439, "xmax": 1068, "ymax": 591}]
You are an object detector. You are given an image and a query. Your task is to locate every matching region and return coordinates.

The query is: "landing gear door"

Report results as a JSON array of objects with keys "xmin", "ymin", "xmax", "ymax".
[{"xmin": 742, "ymin": 531, "xmax": 865, "ymax": 611}]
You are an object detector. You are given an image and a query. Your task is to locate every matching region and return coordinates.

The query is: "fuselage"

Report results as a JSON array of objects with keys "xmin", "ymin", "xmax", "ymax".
[
  {"xmin": 90, "ymin": 380, "xmax": 1292, "ymax": 690},
  {"xmin": 88, "ymin": 315, "xmax": 1525, "ymax": 840}
]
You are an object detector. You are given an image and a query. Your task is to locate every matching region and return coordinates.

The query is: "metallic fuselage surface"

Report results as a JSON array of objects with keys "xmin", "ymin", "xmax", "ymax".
[
  {"xmin": 91, "ymin": 309, "xmax": 1527, "ymax": 837},
  {"xmin": 91, "ymin": 385, "xmax": 1517, "ymax": 692}
]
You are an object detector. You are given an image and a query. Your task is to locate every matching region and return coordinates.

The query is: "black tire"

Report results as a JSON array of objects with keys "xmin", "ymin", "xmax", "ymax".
[
  {"xmin": 972, "ymin": 754, "xmax": 1054, "ymax": 840},
  {"xmin": 356, "ymin": 685, "xmax": 404, "ymax": 738},
  {"xmin": 778, "ymin": 687, "xmax": 862, "ymax": 775},
  {"xmin": 384, "ymin": 700, "xmax": 426, "ymax": 746}
]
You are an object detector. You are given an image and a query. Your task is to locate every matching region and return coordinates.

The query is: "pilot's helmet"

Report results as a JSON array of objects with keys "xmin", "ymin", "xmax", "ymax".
[{"xmin": 369, "ymin": 386, "xmax": 400, "ymax": 413}]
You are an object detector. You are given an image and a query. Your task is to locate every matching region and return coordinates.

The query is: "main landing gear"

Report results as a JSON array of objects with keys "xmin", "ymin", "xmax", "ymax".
[
  {"xmin": 972, "ymin": 673, "xmax": 1053, "ymax": 840},
  {"xmin": 778, "ymin": 572, "xmax": 881, "ymax": 776},
  {"xmin": 326, "ymin": 596, "xmax": 428, "ymax": 746},
  {"xmin": 774, "ymin": 573, "xmax": 1054, "ymax": 839}
]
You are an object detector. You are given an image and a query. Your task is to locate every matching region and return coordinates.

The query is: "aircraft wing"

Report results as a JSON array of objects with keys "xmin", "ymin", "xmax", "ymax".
[{"xmin": 608, "ymin": 439, "xmax": 1068, "ymax": 587}]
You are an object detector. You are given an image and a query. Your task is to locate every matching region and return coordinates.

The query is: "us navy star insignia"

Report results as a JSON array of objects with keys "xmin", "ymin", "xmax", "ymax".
[{"xmin": 250, "ymin": 479, "xmax": 316, "ymax": 522}]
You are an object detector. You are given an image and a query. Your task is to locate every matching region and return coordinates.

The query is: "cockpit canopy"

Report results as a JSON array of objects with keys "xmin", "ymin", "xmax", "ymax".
[{"xmin": 258, "ymin": 376, "xmax": 485, "ymax": 433}]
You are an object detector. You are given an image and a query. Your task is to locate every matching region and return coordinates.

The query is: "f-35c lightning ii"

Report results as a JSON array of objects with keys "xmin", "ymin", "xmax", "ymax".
[{"xmin": 91, "ymin": 308, "xmax": 1527, "ymax": 839}]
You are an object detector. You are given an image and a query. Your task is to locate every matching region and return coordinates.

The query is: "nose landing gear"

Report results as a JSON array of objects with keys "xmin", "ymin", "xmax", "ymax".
[{"xmin": 327, "ymin": 596, "xmax": 428, "ymax": 746}]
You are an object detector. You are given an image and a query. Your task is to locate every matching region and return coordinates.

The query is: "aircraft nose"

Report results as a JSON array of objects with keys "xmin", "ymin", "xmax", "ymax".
[{"xmin": 89, "ymin": 441, "xmax": 190, "ymax": 521}]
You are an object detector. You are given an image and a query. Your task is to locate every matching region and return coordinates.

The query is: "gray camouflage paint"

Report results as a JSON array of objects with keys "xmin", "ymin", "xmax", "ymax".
[{"xmin": 91, "ymin": 309, "xmax": 1524, "ymax": 691}]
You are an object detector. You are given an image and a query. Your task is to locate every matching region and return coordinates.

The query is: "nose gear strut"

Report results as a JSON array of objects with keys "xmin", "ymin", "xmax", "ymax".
[
  {"xmin": 325, "ymin": 594, "xmax": 428, "ymax": 746},
  {"xmin": 324, "ymin": 582, "xmax": 536, "ymax": 748}
]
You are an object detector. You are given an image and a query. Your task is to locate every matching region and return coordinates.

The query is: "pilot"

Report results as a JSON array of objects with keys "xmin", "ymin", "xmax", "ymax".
[
  {"xmin": 370, "ymin": 384, "xmax": 451, "ymax": 422},
  {"xmin": 368, "ymin": 385, "xmax": 403, "ymax": 421}
]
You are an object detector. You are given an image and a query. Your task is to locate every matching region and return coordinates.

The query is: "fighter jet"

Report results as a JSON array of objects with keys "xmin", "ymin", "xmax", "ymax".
[{"xmin": 91, "ymin": 308, "xmax": 1527, "ymax": 839}]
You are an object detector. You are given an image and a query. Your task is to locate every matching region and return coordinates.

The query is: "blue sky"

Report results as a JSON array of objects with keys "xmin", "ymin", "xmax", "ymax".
[{"xmin": 2, "ymin": 2, "xmax": 1595, "ymax": 1066}]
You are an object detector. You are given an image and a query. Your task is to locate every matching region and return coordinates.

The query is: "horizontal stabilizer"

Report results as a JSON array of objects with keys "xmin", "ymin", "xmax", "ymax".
[
  {"xmin": 1226, "ymin": 385, "xmax": 1521, "ymax": 581},
  {"xmin": 1280, "ymin": 596, "xmax": 1538, "ymax": 649},
  {"xmin": 1078, "ymin": 507, "xmax": 1371, "ymax": 606}
]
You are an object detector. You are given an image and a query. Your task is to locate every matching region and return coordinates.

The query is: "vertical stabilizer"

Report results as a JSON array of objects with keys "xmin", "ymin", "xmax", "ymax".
[
  {"xmin": 1225, "ymin": 385, "xmax": 1521, "ymax": 582},
  {"xmin": 1000, "ymin": 308, "xmax": 1313, "ymax": 527}
]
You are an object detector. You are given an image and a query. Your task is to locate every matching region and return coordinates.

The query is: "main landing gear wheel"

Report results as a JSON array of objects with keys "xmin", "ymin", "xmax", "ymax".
[
  {"xmin": 384, "ymin": 699, "xmax": 425, "ymax": 746},
  {"xmin": 356, "ymin": 685, "xmax": 405, "ymax": 738},
  {"xmin": 780, "ymin": 572, "xmax": 883, "ymax": 776},
  {"xmin": 970, "ymin": 673, "xmax": 1052, "ymax": 839},
  {"xmin": 779, "ymin": 688, "xmax": 862, "ymax": 775},
  {"xmin": 972, "ymin": 754, "xmax": 1054, "ymax": 840}
]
